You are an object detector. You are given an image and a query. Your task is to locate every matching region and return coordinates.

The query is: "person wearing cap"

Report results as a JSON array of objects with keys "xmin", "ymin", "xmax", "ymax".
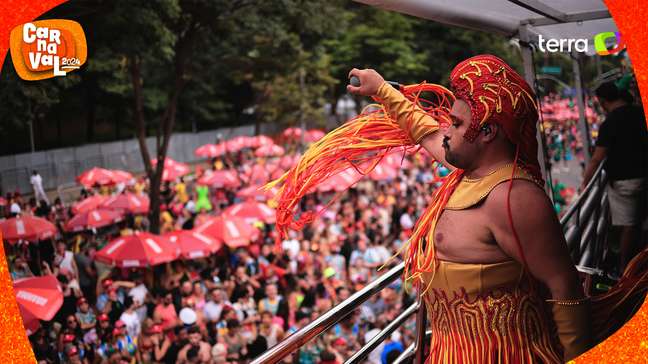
[
  {"xmin": 59, "ymin": 328, "xmax": 89, "ymax": 364},
  {"xmin": 343, "ymin": 57, "xmax": 592, "ymax": 362},
  {"xmin": 318, "ymin": 349, "xmax": 343, "ymax": 364},
  {"xmin": 95, "ymin": 313, "xmax": 113, "ymax": 345},
  {"xmin": 112, "ymin": 321, "xmax": 137, "ymax": 360},
  {"xmin": 150, "ymin": 323, "xmax": 173, "ymax": 363},
  {"xmin": 137, "ymin": 319, "xmax": 169, "ymax": 364},
  {"xmin": 103, "ymin": 286, "xmax": 126, "ymax": 324},
  {"xmin": 96, "ymin": 278, "xmax": 133, "ymax": 313},
  {"xmin": 64, "ymin": 345, "xmax": 86, "ymax": 364},
  {"xmin": 75, "ymin": 297, "xmax": 96, "ymax": 332}
]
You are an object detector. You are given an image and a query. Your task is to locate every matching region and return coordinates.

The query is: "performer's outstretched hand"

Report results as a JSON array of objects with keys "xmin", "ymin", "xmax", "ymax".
[{"xmin": 347, "ymin": 68, "xmax": 384, "ymax": 96}]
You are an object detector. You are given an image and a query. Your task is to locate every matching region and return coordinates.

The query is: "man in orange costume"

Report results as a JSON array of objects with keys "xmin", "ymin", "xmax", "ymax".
[{"xmin": 348, "ymin": 55, "xmax": 592, "ymax": 363}]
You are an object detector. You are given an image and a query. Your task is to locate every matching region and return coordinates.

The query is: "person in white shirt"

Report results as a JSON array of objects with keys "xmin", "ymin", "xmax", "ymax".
[
  {"xmin": 10, "ymin": 200, "xmax": 21, "ymax": 216},
  {"xmin": 119, "ymin": 296, "xmax": 142, "ymax": 339},
  {"xmin": 399, "ymin": 206, "xmax": 415, "ymax": 232},
  {"xmin": 203, "ymin": 288, "xmax": 230, "ymax": 322},
  {"xmin": 30, "ymin": 170, "xmax": 49, "ymax": 204},
  {"xmin": 282, "ymin": 231, "xmax": 300, "ymax": 273}
]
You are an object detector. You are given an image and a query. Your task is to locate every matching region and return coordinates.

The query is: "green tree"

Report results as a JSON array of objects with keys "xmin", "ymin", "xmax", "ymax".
[
  {"xmin": 324, "ymin": 6, "xmax": 430, "ymax": 116},
  {"xmin": 85, "ymin": 0, "xmax": 256, "ymax": 233}
]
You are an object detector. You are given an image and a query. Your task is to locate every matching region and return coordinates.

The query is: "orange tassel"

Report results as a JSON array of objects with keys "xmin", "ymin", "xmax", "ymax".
[{"xmin": 265, "ymin": 82, "xmax": 454, "ymax": 267}]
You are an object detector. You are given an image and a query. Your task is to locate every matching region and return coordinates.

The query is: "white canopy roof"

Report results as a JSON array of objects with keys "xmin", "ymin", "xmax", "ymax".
[{"xmin": 354, "ymin": 0, "xmax": 617, "ymax": 55}]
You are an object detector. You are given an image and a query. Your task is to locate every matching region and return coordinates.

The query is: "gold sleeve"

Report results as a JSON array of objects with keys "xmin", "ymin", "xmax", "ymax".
[
  {"xmin": 375, "ymin": 82, "xmax": 440, "ymax": 144},
  {"xmin": 547, "ymin": 298, "xmax": 594, "ymax": 361}
]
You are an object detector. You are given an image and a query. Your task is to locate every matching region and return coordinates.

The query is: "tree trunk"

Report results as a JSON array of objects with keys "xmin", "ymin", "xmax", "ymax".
[
  {"xmin": 129, "ymin": 56, "xmax": 156, "ymax": 232},
  {"xmin": 129, "ymin": 23, "xmax": 197, "ymax": 234}
]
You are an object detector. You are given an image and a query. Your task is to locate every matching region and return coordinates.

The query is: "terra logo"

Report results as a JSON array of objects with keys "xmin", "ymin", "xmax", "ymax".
[
  {"xmin": 537, "ymin": 31, "xmax": 625, "ymax": 56},
  {"xmin": 593, "ymin": 32, "xmax": 625, "ymax": 56},
  {"xmin": 9, "ymin": 20, "xmax": 87, "ymax": 81}
]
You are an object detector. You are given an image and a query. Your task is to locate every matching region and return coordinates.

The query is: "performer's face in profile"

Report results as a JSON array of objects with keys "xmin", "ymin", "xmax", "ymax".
[{"xmin": 443, "ymin": 99, "xmax": 477, "ymax": 169}]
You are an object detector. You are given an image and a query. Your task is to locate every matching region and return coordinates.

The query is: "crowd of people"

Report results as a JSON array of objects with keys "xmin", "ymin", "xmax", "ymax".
[
  {"xmin": 539, "ymin": 93, "xmax": 604, "ymax": 214},
  {"xmin": 4, "ymin": 143, "xmax": 442, "ymax": 364},
  {"xmin": 5, "ymin": 87, "xmax": 640, "ymax": 363}
]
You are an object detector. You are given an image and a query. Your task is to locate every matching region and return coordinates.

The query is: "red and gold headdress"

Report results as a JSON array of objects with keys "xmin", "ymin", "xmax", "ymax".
[{"xmin": 449, "ymin": 54, "xmax": 542, "ymax": 183}]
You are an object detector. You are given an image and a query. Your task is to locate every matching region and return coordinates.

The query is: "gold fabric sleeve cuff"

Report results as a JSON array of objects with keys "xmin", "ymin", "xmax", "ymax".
[
  {"xmin": 375, "ymin": 81, "xmax": 439, "ymax": 144},
  {"xmin": 548, "ymin": 297, "xmax": 593, "ymax": 361}
]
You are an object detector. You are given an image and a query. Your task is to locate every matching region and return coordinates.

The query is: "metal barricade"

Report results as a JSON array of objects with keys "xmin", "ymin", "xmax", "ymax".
[{"xmin": 560, "ymin": 159, "xmax": 609, "ymax": 280}]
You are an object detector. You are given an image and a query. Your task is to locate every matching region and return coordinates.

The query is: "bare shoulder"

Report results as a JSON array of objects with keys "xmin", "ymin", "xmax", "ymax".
[{"xmin": 484, "ymin": 178, "xmax": 554, "ymax": 224}]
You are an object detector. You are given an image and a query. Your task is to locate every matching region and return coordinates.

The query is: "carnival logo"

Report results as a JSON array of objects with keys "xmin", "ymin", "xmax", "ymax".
[
  {"xmin": 537, "ymin": 32, "xmax": 625, "ymax": 56},
  {"xmin": 9, "ymin": 20, "xmax": 87, "ymax": 81}
]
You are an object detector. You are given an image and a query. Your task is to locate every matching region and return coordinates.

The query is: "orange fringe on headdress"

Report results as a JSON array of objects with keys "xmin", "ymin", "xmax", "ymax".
[{"xmin": 265, "ymin": 83, "xmax": 454, "ymax": 257}]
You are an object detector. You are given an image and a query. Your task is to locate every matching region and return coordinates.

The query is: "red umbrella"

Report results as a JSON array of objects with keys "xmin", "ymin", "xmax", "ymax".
[
  {"xmin": 246, "ymin": 164, "xmax": 270, "ymax": 185},
  {"xmin": 14, "ymin": 275, "xmax": 63, "ymax": 324},
  {"xmin": 195, "ymin": 143, "xmax": 226, "ymax": 158},
  {"xmin": 95, "ymin": 232, "xmax": 180, "ymax": 267},
  {"xmin": 165, "ymin": 230, "xmax": 223, "ymax": 259},
  {"xmin": 0, "ymin": 215, "xmax": 57, "ymax": 243},
  {"xmin": 224, "ymin": 200, "xmax": 276, "ymax": 224},
  {"xmin": 368, "ymin": 164, "xmax": 398, "ymax": 181},
  {"xmin": 282, "ymin": 127, "xmax": 301, "ymax": 138},
  {"xmin": 251, "ymin": 135, "xmax": 274, "ymax": 148},
  {"xmin": 112, "ymin": 170, "xmax": 135, "ymax": 182},
  {"xmin": 195, "ymin": 216, "xmax": 259, "ymax": 248},
  {"xmin": 271, "ymin": 168, "xmax": 287, "ymax": 181},
  {"xmin": 18, "ymin": 305, "xmax": 40, "ymax": 336},
  {"xmin": 71, "ymin": 195, "xmax": 108, "ymax": 214},
  {"xmin": 65, "ymin": 209, "xmax": 124, "ymax": 232},
  {"xmin": 306, "ymin": 129, "xmax": 325, "ymax": 142},
  {"xmin": 197, "ymin": 170, "xmax": 241, "ymax": 188},
  {"xmin": 152, "ymin": 158, "xmax": 191, "ymax": 182},
  {"xmin": 236, "ymin": 185, "xmax": 278, "ymax": 201},
  {"xmin": 255, "ymin": 144, "xmax": 285, "ymax": 158},
  {"xmin": 317, "ymin": 168, "xmax": 363, "ymax": 192},
  {"xmin": 102, "ymin": 193, "xmax": 150, "ymax": 214},
  {"xmin": 282, "ymin": 128, "xmax": 325, "ymax": 143},
  {"xmin": 279, "ymin": 154, "xmax": 301, "ymax": 169},
  {"xmin": 225, "ymin": 137, "xmax": 251, "ymax": 153},
  {"xmin": 77, "ymin": 167, "xmax": 133, "ymax": 187}
]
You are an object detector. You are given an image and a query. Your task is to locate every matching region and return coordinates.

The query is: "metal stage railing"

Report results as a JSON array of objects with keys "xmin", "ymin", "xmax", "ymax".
[
  {"xmin": 560, "ymin": 160, "xmax": 609, "ymax": 291},
  {"xmin": 254, "ymin": 161, "xmax": 610, "ymax": 364}
]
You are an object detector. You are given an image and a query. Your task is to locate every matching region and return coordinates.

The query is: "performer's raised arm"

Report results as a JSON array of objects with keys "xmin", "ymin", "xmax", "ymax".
[{"xmin": 347, "ymin": 68, "xmax": 454, "ymax": 170}]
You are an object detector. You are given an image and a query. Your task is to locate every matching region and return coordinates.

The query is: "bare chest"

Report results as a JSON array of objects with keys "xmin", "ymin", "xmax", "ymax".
[{"xmin": 432, "ymin": 206, "xmax": 508, "ymax": 262}]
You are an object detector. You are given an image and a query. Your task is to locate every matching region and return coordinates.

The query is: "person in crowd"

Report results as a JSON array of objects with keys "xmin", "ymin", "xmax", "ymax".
[
  {"xmin": 582, "ymin": 81, "xmax": 648, "ymax": 275},
  {"xmin": 31, "ymin": 170, "xmax": 49, "ymax": 205}
]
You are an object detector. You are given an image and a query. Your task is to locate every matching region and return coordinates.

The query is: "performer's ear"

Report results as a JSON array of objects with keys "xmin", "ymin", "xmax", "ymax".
[{"xmin": 480, "ymin": 123, "xmax": 497, "ymax": 142}]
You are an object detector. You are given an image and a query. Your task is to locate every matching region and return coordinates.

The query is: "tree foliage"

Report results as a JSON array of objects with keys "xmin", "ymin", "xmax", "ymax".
[{"xmin": 2, "ymin": 0, "xmax": 598, "ymax": 231}]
